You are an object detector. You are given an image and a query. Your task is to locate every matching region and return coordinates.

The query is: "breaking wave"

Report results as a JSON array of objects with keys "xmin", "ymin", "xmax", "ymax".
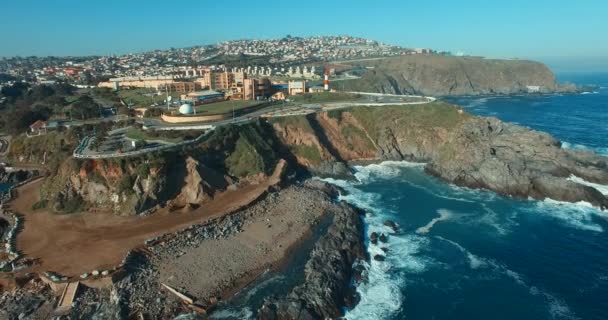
[
  {"xmin": 321, "ymin": 158, "xmax": 605, "ymax": 319},
  {"xmin": 561, "ymin": 141, "xmax": 608, "ymax": 156},
  {"xmin": 461, "ymin": 97, "xmax": 490, "ymax": 109},
  {"xmin": 567, "ymin": 175, "xmax": 608, "ymax": 196},
  {"xmin": 322, "ymin": 161, "xmax": 433, "ymax": 319},
  {"xmin": 525, "ymin": 198, "xmax": 605, "ymax": 232},
  {"xmin": 351, "ymin": 160, "xmax": 425, "ymax": 183}
]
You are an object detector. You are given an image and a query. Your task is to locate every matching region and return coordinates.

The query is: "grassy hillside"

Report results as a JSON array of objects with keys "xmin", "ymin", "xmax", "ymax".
[{"xmin": 338, "ymin": 55, "xmax": 559, "ymax": 96}]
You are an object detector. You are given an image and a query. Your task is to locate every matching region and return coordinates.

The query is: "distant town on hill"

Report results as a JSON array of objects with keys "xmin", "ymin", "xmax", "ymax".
[{"xmin": 0, "ymin": 35, "xmax": 447, "ymax": 85}]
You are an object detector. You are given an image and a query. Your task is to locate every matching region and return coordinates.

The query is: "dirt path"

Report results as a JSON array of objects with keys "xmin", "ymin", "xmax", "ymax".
[{"xmin": 11, "ymin": 160, "xmax": 286, "ymax": 278}]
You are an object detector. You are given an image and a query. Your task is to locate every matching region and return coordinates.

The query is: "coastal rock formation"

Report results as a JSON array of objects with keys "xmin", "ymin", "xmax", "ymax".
[
  {"xmin": 258, "ymin": 184, "xmax": 366, "ymax": 320},
  {"xmin": 41, "ymin": 158, "xmax": 170, "ymax": 215},
  {"xmin": 340, "ymin": 55, "xmax": 576, "ymax": 96},
  {"xmin": 36, "ymin": 120, "xmax": 288, "ymax": 215},
  {"xmin": 173, "ymin": 156, "xmax": 229, "ymax": 206},
  {"xmin": 426, "ymin": 117, "xmax": 608, "ymax": 208},
  {"xmin": 271, "ymin": 104, "xmax": 608, "ymax": 209}
]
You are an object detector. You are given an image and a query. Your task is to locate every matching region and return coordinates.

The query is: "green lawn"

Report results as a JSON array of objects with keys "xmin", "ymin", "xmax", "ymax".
[
  {"xmin": 193, "ymin": 100, "xmax": 262, "ymax": 115},
  {"xmin": 125, "ymin": 128, "xmax": 185, "ymax": 143},
  {"xmin": 118, "ymin": 88, "xmax": 181, "ymax": 107}
]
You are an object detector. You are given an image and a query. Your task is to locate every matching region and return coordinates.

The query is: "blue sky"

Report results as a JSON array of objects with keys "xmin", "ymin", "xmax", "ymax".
[{"xmin": 2, "ymin": 0, "xmax": 607, "ymax": 71}]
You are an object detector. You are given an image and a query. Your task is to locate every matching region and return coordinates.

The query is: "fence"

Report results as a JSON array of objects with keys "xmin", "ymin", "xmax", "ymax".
[{"xmin": 73, "ymin": 129, "xmax": 214, "ymax": 160}]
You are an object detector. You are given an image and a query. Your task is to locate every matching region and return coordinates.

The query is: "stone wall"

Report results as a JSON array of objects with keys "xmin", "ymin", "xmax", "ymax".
[{"xmin": 160, "ymin": 113, "xmax": 228, "ymax": 123}]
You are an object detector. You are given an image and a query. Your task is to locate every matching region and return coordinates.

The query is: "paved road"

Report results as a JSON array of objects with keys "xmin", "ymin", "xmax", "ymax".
[
  {"xmin": 329, "ymin": 57, "xmax": 389, "ymax": 64},
  {"xmin": 73, "ymin": 92, "xmax": 436, "ymax": 159}
]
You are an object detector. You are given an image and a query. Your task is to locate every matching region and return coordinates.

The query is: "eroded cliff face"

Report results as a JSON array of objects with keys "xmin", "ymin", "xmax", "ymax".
[
  {"xmin": 341, "ymin": 55, "xmax": 573, "ymax": 96},
  {"xmin": 271, "ymin": 103, "xmax": 608, "ymax": 209},
  {"xmin": 40, "ymin": 120, "xmax": 287, "ymax": 215},
  {"xmin": 42, "ymin": 157, "xmax": 168, "ymax": 215},
  {"xmin": 172, "ymin": 156, "xmax": 231, "ymax": 208},
  {"xmin": 271, "ymin": 112, "xmax": 376, "ymax": 176},
  {"xmin": 38, "ymin": 107, "xmax": 608, "ymax": 214}
]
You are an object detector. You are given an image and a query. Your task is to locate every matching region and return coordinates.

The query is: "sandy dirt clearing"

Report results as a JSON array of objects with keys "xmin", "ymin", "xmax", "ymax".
[{"xmin": 11, "ymin": 161, "xmax": 285, "ymax": 278}]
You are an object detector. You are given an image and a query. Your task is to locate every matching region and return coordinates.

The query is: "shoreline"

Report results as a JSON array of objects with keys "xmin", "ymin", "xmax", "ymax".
[
  {"xmin": 102, "ymin": 180, "xmax": 357, "ymax": 319},
  {"xmin": 215, "ymin": 219, "xmax": 321, "ymax": 302}
]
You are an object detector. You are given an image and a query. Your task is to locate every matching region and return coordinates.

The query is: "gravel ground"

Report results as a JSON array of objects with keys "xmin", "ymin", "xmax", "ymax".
[
  {"xmin": 75, "ymin": 182, "xmax": 335, "ymax": 319},
  {"xmin": 1, "ymin": 181, "xmax": 348, "ymax": 320}
]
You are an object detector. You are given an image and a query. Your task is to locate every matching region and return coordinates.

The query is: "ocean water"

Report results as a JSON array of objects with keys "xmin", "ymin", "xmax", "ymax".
[
  {"xmin": 328, "ymin": 73, "xmax": 608, "ymax": 320},
  {"xmin": 210, "ymin": 73, "xmax": 608, "ymax": 320},
  {"xmin": 447, "ymin": 72, "xmax": 608, "ymax": 156}
]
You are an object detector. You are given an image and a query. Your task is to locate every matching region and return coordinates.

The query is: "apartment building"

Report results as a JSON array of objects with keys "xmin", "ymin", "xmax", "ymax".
[
  {"xmin": 288, "ymin": 80, "xmax": 307, "ymax": 95},
  {"xmin": 159, "ymin": 81, "xmax": 202, "ymax": 93},
  {"xmin": 243, "ymin": 78, "xmax": 272, "ymax": 100}
]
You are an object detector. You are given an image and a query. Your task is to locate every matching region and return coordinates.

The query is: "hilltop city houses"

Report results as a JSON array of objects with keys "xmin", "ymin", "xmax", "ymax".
[
  {"xmin": 97, "ymin": 65, "xmax": 330, "ymax": 104},
  {"xmin": 1, "ymin": 36, "xmax": 437, "ymax": 95}
]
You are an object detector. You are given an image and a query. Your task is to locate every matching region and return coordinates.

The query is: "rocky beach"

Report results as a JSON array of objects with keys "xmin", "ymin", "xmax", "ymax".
[{"xmin": 0, "ymin": 179, "xmax": 366, "ymax": 319}]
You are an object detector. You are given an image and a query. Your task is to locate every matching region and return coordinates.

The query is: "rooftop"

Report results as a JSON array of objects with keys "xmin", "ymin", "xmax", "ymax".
[{"xmin": 186, "ymin": 90, "xmax": 223, "ymax": 97}]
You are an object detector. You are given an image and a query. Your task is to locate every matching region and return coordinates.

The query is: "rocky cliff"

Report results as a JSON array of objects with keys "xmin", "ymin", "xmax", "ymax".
[
  {"xmin": 26, "ymin": 104, "xmax": 608, "ymax": 214},
  {"xmin": 270, "ymin": 103, "xmax": 608, "ymax": 209},
  {"xmin": 38, "ymin": 120, "xmax": 290, "ymax": 215},
  {"xmin": 340, "ymin": 55, "xmax": 576, "ymax": 96}
]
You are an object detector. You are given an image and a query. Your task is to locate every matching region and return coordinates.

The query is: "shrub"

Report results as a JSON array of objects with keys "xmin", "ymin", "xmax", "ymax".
[
  {"xmin": 31, "ymin": 199, "xmax": 48, "ymax": 211},
  {"xmin": 116, "ymin": 175, "xmax": 134, "ymax": 194},
  {"xmin": 61, "ymin": 195, "xmax": 85, "ymax": 214}
]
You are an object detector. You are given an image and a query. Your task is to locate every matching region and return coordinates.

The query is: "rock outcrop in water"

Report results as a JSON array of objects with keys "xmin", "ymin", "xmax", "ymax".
[
  {"xmin": 271, "ymin": 103, "xmax": 608, "ymax": 209},
  {"xmin": 425, "ymin": 117, "xmax": 608, "ymax": 209},
  {"xmin": 339, "ymin": 55, "xmax": 577, "ymax": 96}
]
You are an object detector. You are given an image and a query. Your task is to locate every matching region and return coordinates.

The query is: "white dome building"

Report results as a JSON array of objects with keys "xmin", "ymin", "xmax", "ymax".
[{"xmin": 178, "ymin": 103, "xmax": 195, "ymax": 115}]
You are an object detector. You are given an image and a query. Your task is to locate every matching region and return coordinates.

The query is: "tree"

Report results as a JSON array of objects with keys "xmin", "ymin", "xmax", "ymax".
[
  {"xmin": 28, "ymin": 85, "xmax": 55, "ymax": 100},
  {"xmin": 1, "ymin": 82, "xmax": 29, "ymax": 99},
  {"xmin": 69, "ymin": 95, "xmax": 101, "ymax": 120},
  {"xmin": 145, "ymin": 107, "xmax": 162, "ymax": 117}
]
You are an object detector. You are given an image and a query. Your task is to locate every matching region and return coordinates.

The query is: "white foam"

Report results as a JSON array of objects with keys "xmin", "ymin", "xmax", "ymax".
[
  {"xmin": 462, "ymin": 97, "xmax": 489, "ymax": 109},
  {"xmin": 436, "ymin": 236, "xmax": 578, "ymax": 319},
  {"xmin": 402, "ymin": 179, "xmax": 478, "ymax": 203},
  {"xmin": 526, "ymin": 198, "xmax": 604, "ymax": 232},
  {"xmin": 209, "ymin": 308, "xmax": 253, "ymax": 320},
  {"xmin": 322, "ymin": 168, "xmax": 433, "ymax": 319},
  {"xmin": 544, "ymin": 294, "xmax": 579, "ymax": 320},
  {"xmin": 561, "ymin": 141, "xmax": 608, "ymax": 156},
  {"xmin": 435, "ymin": 236, "xmax": 487, "ymax": 270},
  {"xmin": 567, "ymin": 175, "xmax": 608, "ymax": 196},
  {"xmin": 352, "ymin": 160, "xmax": 425, "ymax": 183},
  {"xmin": 477, "ymin": 203, "xmax": 518, "ymax": 235},
  {"xmin": 322, "ymin": 161, "xmax": 588, "ymax": 319},
  {"xmin": 346, "ymin": 234, "xmax": 430, "ymax": 320},
  {"xmin": 416, "ymin": 209, "xmax": 453, "ymax": 234}
]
